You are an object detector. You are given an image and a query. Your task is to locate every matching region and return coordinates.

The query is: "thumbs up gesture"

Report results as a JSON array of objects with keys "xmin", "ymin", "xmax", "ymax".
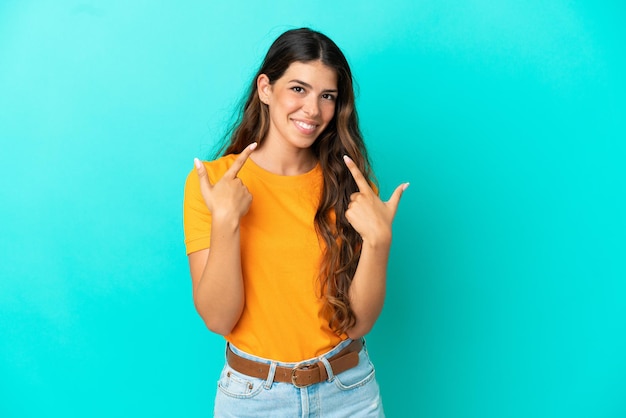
[
  {"xmin": 343, "ymin": 155, "xmax": 408, "ymax": 245},
  {"xmin": 194, "ymin": 142, "xmax": 258, "ymax": 222}
]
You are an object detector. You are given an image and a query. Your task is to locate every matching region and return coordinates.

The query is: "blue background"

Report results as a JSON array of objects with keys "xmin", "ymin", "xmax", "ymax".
[{"xmin": 1, "ymin": 1, "xmax": 624, "ymax": 417}]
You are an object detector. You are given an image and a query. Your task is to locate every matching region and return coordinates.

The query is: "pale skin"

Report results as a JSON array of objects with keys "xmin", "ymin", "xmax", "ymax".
[
  {"xmin": 188, "ymin": 60, "xmax": 408, "ymax": 338},
  {"xmin": 188, "ymin": 143, "xmax": 258, "ymax": 335},
  {"xmin": 342, "ymin": 155, "xmax": 408, "ymax": 338}
]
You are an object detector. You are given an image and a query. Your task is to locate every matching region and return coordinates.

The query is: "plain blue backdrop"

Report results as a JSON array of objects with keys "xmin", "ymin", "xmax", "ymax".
[{"xmin": 1, "ymin": 1, "xmax": 625, "ymax": 417}]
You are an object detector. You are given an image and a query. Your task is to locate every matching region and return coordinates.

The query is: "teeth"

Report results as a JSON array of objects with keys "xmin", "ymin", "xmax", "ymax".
[{"xmin": 295, "ymin": 120, "xmax": 316, "ymax": 130}]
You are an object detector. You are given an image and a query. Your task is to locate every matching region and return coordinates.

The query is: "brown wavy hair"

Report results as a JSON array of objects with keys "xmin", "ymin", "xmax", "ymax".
[{"xmin": 218, "ymin": 28, "xmax": 373, "ymax": 335}]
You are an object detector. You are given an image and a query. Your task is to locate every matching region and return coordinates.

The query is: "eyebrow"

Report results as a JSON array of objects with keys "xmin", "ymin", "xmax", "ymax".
[{"xmin": 289, "ymin": 79, "xmax": 338, "ymax": 93}]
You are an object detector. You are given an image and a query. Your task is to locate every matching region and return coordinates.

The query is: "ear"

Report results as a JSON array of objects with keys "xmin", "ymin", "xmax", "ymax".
[{"xmin": 257, "ymin": 74, "xmax": 271, "ymax": 104}]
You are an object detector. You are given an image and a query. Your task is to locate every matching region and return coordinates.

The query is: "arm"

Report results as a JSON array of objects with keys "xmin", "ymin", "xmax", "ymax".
[
  {"xmin": 188, "ymin": 216, "xmax": 244, "ymax": 335},
  {"xmin": 342, "ymin": 155, "xmax": 408, "ymax": 339},
  {"xmin": 187, "ymin": 143, "xmax": 257, "ymax": 335},
  {"xmin": 345, "ymin": 233, "xmax": 391, "ymax": 339}
]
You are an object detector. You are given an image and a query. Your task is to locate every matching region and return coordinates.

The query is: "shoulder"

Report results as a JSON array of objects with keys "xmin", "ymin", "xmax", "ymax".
[
  {"xmin": 204, "ymin": 154, "xmax": 238, "ymax": 172},
  {"xmin": 185, "ymin": 154, "xmax": 237, "ymax": 185}
]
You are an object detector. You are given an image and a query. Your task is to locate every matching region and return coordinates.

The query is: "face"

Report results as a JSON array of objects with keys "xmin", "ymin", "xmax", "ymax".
[{"xmin": 258, "ymin": 60, "xmax": 338, "ymax": 152}]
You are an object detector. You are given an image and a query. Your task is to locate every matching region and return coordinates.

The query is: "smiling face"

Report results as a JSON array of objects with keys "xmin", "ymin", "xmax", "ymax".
[{"xmin": 257, "ymin": 60, "xmax": 338, "ymax": 153}]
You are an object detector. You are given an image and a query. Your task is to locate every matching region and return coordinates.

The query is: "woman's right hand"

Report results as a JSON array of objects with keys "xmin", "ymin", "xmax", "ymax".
[{"xmin": 194, "ymin": 142, "xmax": 257, "ymax": 222}]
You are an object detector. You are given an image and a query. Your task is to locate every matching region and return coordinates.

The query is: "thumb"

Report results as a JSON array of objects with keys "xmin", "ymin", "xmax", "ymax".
[{"xmin": 386, "ymin": 183, "xmax": 409, "ymax": 215}]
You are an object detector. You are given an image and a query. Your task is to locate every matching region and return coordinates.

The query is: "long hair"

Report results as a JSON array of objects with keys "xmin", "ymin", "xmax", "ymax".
[{"xmin": 220, "ymin": 28, "xmax": 373, "ymax": 335}]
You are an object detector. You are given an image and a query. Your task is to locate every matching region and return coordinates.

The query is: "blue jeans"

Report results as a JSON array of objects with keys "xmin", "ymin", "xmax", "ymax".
[{"xmin": 214, "ymin": 338, "xmax": 385, "ymax": 417}]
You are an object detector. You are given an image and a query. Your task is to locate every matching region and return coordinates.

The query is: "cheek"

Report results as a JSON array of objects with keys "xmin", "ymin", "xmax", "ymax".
[
  {"xmin": 322, "ymin": 103, "xmax": 336, "ymax": 122},
  {"xmin": 270, "ymin": 97, "xmax": 295, "ymax": 119},
  {"xmin": 279, "ymin": 97, "xmax": 301, "ymax": 114}
]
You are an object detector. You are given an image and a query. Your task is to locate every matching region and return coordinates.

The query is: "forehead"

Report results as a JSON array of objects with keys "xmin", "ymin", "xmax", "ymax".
[{"xmin": 279, "ymin": 61, "xmax": 337, "ymax": 89}]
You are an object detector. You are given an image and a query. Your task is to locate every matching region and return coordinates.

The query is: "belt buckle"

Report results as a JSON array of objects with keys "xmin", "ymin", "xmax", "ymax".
[{"xmin": 291, "ymin": 362, "xmax": 313, "ymax": 388}]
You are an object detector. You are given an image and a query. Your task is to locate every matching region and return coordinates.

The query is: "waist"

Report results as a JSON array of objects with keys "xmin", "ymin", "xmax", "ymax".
[
  {"xmin": 226, "ymin": 338, "xmax": 364, "ymax": 388},
  {"xmin": 225, "ymin": 327, "xmax": 345, "ymax": 361}
]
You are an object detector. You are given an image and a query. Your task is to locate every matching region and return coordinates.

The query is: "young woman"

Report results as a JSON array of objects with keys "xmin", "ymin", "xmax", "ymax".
[{"xmin": 183, "ymin": 27, "xmax": 408, "ymax": 417}]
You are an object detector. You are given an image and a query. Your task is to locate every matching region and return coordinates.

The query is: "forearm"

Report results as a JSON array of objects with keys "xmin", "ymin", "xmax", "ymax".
[
  {"xmin": 346, "ymin": 235, "xmax": 391, "ymax": 339},
  {"xmin": 193, "ymin": 216, "xmax": 245, "ymax": 335}
]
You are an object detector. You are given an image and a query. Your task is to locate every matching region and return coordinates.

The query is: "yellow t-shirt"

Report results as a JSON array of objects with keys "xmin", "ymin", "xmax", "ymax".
[{"xmin": 183, "ymin": 154, "xmax": 344, "ymax": 361}]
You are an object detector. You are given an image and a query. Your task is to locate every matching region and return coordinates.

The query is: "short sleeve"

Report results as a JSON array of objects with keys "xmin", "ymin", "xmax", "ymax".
[{"xmin": 183, "ymin": 166, "xmax": 212, "ymax": 254}]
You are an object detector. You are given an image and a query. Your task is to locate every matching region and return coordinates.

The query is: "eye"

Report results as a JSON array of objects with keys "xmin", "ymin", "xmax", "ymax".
[
  {"xmin": 291, "ymin": 86, "xmax": 305, "ymax": 93},
  {"xmin": 322, "ymin": 93, "xmax": 336, "ymax": 101}
]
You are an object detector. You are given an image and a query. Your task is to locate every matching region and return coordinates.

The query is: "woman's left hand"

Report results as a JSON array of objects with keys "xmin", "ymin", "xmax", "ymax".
[{"xmin": 343, "ymin": 155, "xmax": 408, "ymax": 246}]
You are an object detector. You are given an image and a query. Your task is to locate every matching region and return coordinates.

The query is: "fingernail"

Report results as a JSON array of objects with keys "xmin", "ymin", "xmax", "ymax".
[
  {"xmin": 402, "ymin": 183, "xmax": 410, "ymax": 191},
  {"xmin": 343, "ymin": 155, "xmax": 352, "ymax": 163},
  {"xmin": 194, "ymin": 158, "xmax": 202, "ymax": 169},
  {"xmin": 249, "ymin": 142, "xmax": 258, "ymax": 150}
]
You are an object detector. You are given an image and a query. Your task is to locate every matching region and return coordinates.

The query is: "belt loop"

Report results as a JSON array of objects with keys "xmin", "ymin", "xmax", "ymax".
[
  {"xmin": 264, "ymin": 362, "xmax": 277, "ymax": 389},
  {"xmin": 319, "ymin": 356, "xmax": 334, "ymax": 382}
]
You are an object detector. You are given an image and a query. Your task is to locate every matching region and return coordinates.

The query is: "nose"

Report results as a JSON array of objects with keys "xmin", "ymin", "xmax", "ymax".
[{"xmin": 302, "ymin": 96, "xmax": 320, "ymax": 117}]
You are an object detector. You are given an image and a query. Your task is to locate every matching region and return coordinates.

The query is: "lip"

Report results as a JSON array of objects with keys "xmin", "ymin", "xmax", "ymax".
[{"xmin": 292, "ymin": 118, "xmax": 319, "ymax": 135}]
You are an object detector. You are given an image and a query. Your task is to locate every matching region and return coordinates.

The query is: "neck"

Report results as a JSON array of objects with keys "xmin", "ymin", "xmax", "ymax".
[{"xmin": 250, "ymin": 143, "xmax": 317, "ymax": 176}]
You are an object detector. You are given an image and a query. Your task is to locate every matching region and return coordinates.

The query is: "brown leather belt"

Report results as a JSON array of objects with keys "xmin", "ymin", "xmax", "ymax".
[{"xmin": 226, "ymin": 339, "xmax": 363, "ymax": 388}]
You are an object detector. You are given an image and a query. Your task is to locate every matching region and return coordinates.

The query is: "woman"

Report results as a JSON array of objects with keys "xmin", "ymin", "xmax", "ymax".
[{"xmin": 183, "ymin": 27, "xmax": 407, "ymax": 417}]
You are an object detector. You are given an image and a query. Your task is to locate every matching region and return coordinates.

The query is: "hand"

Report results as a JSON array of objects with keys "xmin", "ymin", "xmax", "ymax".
[
  {"xmin": 343, "ymin": 155, "xmax": 408, "ymax": 245},
  {"xmin": 194, "ymin": 143, "xmax": 257, "ymax": 222}
]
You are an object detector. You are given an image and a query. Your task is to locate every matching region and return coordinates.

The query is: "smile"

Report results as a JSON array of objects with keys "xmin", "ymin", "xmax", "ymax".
[{"xmin": 293, "ymin": 119, "xmax": 318, "ymax": 133}]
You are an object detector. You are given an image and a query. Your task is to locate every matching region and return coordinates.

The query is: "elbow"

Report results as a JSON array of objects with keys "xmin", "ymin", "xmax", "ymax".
[
  {"xmin": 204, "ymin": 319, "xmax": 235, "ymax": 336},
  {"xmin": 346, "ymin": 330, "xmax": 365, "ymax": 340},
  {"xmin": 345, "ymin": 323, "xmax": 372, "ymax": 341},
  {"xmin": 199, "ymin": 310, "xmax": 238, "ymax": 335},
  {"xmin": 193, "ymin": 298, "xmax": 240, "ymax": 336}
]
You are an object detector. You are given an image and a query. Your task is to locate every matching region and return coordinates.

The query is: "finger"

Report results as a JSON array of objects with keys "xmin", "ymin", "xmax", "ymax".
[
  {"xmin": 386, "ymin": 183, "xmax": 409, "ymax": 215},
  {"xmin": 224, "ymin": 142, "xmax": 257, "ymax": 179},
  {"xmin": 194, "ymin": 158, "xmax": 213, "ymax": 188},
  {"xmin": 343, "ymin": 155, "xmax": 372, "ymax": 193}
]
